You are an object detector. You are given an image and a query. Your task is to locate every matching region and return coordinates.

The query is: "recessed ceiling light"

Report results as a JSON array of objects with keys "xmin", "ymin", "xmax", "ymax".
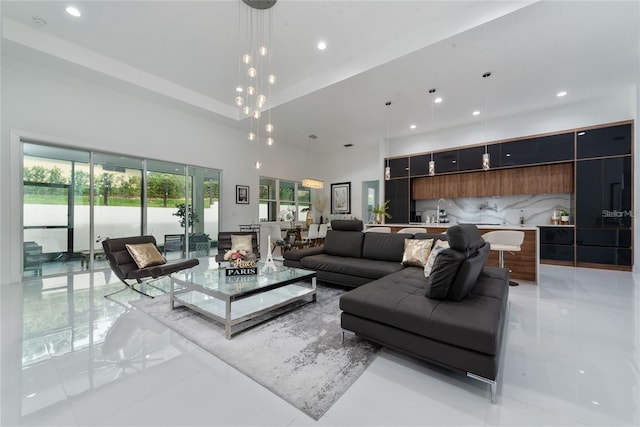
[
  {"xmin": 505, "ymin": 153, "xmax": 511, "ymax": 157},
  {"xmin": 317, "ymin": 41, "xmax": 327, "ymax": 50},
  {"xmin": 434, "ymin": 97, "xmax": 443, "ymax": 104},
  {"xmin": 472, "ymin": 111, "xmax": 480, "ymax": 116},
  {"xmin": 32, "ymin": 17, "xmax": 47, "ymax": 26},
  {"xmin": 66, "ymin": 6, "xmax": 81, "ymax": 17},
  {"xmin": 236, "ymin": 86, "xmax": 243, "ymax": 93},
  {"xmin": 557, "ymin": 91, "xmax": 567, "ymax": 97},
  {"xmin": 410, "ymin": 125, "xmax": 416, "ymax": 129}
]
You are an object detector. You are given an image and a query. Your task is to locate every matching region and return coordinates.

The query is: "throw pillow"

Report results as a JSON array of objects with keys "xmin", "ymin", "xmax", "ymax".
[
  {"xmin": 424, "ymin": 245, "xmax": 445, "ymax": 277},
  {"xmin": 424, "ymin": 248, "xmax": 466, "ymax": 300},
  {"xmin": 231, "ymin": 234, "xmax": 253, "ymax": 252},
  {"xmin": 402, "ymin": 238, "xmax": 434, "ymax": 267},
  {"xmin": 125, "ymin": 243, "xmax": 167, "ymax": 269},
  {"xmin": 434, "ymin": 239, "xmax": 449, "ymax": 249}
]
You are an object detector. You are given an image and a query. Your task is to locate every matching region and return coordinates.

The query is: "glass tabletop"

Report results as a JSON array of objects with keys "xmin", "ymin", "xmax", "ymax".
[{"xmin": 172, "ymin": 261, "xmax": 316, "ymax": 297}]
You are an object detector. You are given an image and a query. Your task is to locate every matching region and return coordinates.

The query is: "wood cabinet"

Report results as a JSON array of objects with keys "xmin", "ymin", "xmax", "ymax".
[{"xmin": 411, "ymin": 163, "xmax": 572, "ymax": 200}]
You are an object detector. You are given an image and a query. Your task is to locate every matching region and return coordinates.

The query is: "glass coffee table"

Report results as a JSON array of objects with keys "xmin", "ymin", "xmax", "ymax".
[{"xmin": 170, "ymin": 261, "xmax": 316, "ymax": 339}]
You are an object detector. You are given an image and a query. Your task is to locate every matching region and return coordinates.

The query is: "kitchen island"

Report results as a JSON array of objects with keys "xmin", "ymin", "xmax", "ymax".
[{"xmin": 366, "ymin": 223, "xmax": 539, "ymax": 283}]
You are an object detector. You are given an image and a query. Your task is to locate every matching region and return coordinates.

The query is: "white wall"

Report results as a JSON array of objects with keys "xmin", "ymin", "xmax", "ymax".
[
  {"xmin": 0, "ymin": 53, "xmax": 308, "ymax": 284},
  {"xmin": 313, "ymin": 146, "xmax": 381, "ymax": 222}
]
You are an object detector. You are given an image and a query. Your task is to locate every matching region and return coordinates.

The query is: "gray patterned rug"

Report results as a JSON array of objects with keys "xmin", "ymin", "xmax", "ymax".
[{"xmin": 129, "ymin": 284, "xmax": 380, "ymax": 420}]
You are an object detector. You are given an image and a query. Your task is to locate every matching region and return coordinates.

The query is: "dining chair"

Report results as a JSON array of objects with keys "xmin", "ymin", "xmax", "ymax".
[
  {"xmin": 317, "ymin": 223, "xmax": 329, "ymax": 244},
  {"xmin": 304, "ymin": 223, "xmax": 320, "ymax": 246}
]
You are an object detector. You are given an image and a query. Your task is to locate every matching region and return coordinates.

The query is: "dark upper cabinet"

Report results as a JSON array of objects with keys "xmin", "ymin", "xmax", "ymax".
[
  {"xmin": 388, "ymin": 157, "xmax": 409, "ymax": 178},
  {"xmin": 577, "ymin": 124, "xmax": 632, "ymax": 159},
  {"xmin": 500, "ymin": 133, "xmax": 574, "ymax": 167},
  {"xmin": 576, "ymin": 156, "xmax": 632, "ymax": 227},
  {"xmin": 385, "ymin": 178, "xmax": 409, "ymax": 223},
  {"xmin": 409, "ymin": 154, "xmax": 430, "ymax": 176},
  {"xmin": 457, "ymin": 145, "xmax": 499, "ymax": 171},
  {"xmin": 434, "ymin": 150, "xmax": 458, "ymax": 173}
]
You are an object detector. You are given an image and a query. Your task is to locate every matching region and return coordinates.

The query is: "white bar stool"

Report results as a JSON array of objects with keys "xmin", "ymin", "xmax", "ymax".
[
  {"xmin": 397, "ymin": 227, "xmax": 428, "ymax": 234},
  {"xmin": 482, "ymin": 230, "xmax": 525, "ymax": 286}
]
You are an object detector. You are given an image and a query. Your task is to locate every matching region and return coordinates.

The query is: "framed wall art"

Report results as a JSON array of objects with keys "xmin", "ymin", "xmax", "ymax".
[
  {"xmin": 331, "ymin": 182, "xmax": 351, "ymax": 214},
  {"xmin": 236, "ymin": 185, "xmax": 249, "ymax": 204}
]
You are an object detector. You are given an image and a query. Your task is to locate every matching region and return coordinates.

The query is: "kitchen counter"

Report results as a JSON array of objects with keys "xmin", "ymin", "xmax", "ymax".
[
  {"xmin": 366, "ymin": 223, "xmax": 539, "ymax": 283},
  {"xmin": 370, "ymin": 222, "xmax": 540, "ymax": 230}
]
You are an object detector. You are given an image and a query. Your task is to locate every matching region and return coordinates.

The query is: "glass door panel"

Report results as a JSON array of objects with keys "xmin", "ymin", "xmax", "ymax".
[
  {"xmin": 23, "ymin": 143, "xmax": 90, "ymax": 276},
  {"xmin": 190, "ymin": 166, "xmax": 219, "ymax": 257},
  {"xmin": 146, "ymin": 160, "xmax": 187, "ymax": 260},
  {"xmin": 92, "ymin": 154, "xmax": 144, "ymax": 250}
]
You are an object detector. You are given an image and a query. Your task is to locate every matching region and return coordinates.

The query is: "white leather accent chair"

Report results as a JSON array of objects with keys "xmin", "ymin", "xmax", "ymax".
[
  {"xmin": 482, "ymin": 230, "xmax": 525, "ymax": 286},
  {"xmin": 397, "ymin": 227, "xmax": 428, "ymax": 234}
]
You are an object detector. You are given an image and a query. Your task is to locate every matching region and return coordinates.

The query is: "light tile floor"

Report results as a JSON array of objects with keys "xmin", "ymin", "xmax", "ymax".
[{"xmin": 1, "ymin": 263, "xmax": 639, "ymax": 426}]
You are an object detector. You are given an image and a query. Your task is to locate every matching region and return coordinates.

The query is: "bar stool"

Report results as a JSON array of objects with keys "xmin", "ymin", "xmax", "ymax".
[
  {"xmin": 397, "ymin": 227, "xmax": 428, "ymax": 234},
  {"xmin": 482, "ymin": 230, "xmax": 525, "ymax": 286}
]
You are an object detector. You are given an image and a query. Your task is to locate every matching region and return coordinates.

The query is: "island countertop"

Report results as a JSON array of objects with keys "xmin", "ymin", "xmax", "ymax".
[
  {"xmin": 366, "ymin": 223, "xmax": 539, "ymax": 283},
  {"xmin": 367, "ymin": 222, "xmax": 540, "ymax": 231}
]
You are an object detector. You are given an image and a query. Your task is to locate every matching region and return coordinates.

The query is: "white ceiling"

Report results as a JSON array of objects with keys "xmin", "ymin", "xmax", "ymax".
[{"xmin": 2, "ymin": 1, "xmax": 638, "ymax": 154}]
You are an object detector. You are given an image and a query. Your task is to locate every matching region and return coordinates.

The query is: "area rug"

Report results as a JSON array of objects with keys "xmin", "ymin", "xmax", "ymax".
[{"xmin": 129, "ymin": 284, "xmax": 380, "ymax": 420}]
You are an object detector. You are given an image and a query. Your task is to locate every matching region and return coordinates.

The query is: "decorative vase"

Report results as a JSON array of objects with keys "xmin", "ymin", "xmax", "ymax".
[
  {"xmin": 376, "ymin": 214, "xmax": 382, "ymax": 224},
  {"xmin": 561, "ymin": 215, "xmax": 569, "ymax": 223}
]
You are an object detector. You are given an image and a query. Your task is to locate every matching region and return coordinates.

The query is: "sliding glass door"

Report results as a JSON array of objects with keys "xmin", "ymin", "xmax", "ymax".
[{"xmin": 22, "ymin": 142, "xmax": 221, "ymax": 277}]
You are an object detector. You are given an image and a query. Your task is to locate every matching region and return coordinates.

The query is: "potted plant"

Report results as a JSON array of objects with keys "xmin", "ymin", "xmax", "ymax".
[
  {"xmin": 560, "ymin": 209, "xmax": 570, "ymax": 223},
  {"xmin": 174, "ymin": 203, "xmax": 199, "ymax": 230},
  {"xmin": 372, "ymin": 200, "xmax": 392, "ymax": 224}
]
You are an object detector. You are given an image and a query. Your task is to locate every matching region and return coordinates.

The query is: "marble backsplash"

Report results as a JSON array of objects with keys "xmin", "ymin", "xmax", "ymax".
[{"xmin": 414, "ymin": 193, "xmax": 572, "ymax": 226}]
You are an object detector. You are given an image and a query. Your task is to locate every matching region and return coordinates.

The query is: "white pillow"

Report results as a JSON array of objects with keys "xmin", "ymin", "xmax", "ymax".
[
  {"xmin": 231, "ymin": 234, "xmax": 253, "ymax": 252},
  {"xmin": 424, "ymin": 246, "xmax": 446, "ymax": 277}
]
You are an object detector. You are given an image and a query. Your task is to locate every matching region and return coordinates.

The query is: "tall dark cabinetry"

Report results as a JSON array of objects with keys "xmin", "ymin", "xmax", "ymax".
[
  {"xmin": 575, "ymin": 124, "xmax": 632, "ymax": 267},
  {"xmin": 384, "ymin": 178, "xmax": 409, "ymax": 224}
]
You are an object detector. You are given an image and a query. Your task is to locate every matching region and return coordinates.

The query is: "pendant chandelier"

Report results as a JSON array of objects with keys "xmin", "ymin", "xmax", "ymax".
[
  {"xmin": 482, "ymin": 72, "xmax": 491, "ymax": 171},
  {"xmin": 302, "ymin": 135, "xmax": 324, "ymax": 189},
  {"xmin": 384, "ymin": 101, "xmax": 392, "ymax": 180},
  {"xmin": 428, "ymin": 88, "xmax": 436, "ymax": 176},
  {"xmin": 235, "ymin": 0, "xmax": 277, "ymax": 169}
]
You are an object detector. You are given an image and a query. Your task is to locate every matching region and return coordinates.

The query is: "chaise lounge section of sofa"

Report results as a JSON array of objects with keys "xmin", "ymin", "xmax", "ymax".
[{"xmin": 285, "ymin": 220, "xmax": 509, "ymax": 403}]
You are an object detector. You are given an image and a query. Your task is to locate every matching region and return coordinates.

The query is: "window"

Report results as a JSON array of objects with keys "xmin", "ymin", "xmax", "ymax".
[{"xmin": 259, "ymin": 177, "xmax": 310, "ymax": 222}]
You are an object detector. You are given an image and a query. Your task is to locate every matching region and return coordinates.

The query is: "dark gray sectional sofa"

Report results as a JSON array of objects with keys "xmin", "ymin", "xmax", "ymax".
[{"xmin": 283, "ymin": 220, "xmax": 509, "ymax": 402}]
